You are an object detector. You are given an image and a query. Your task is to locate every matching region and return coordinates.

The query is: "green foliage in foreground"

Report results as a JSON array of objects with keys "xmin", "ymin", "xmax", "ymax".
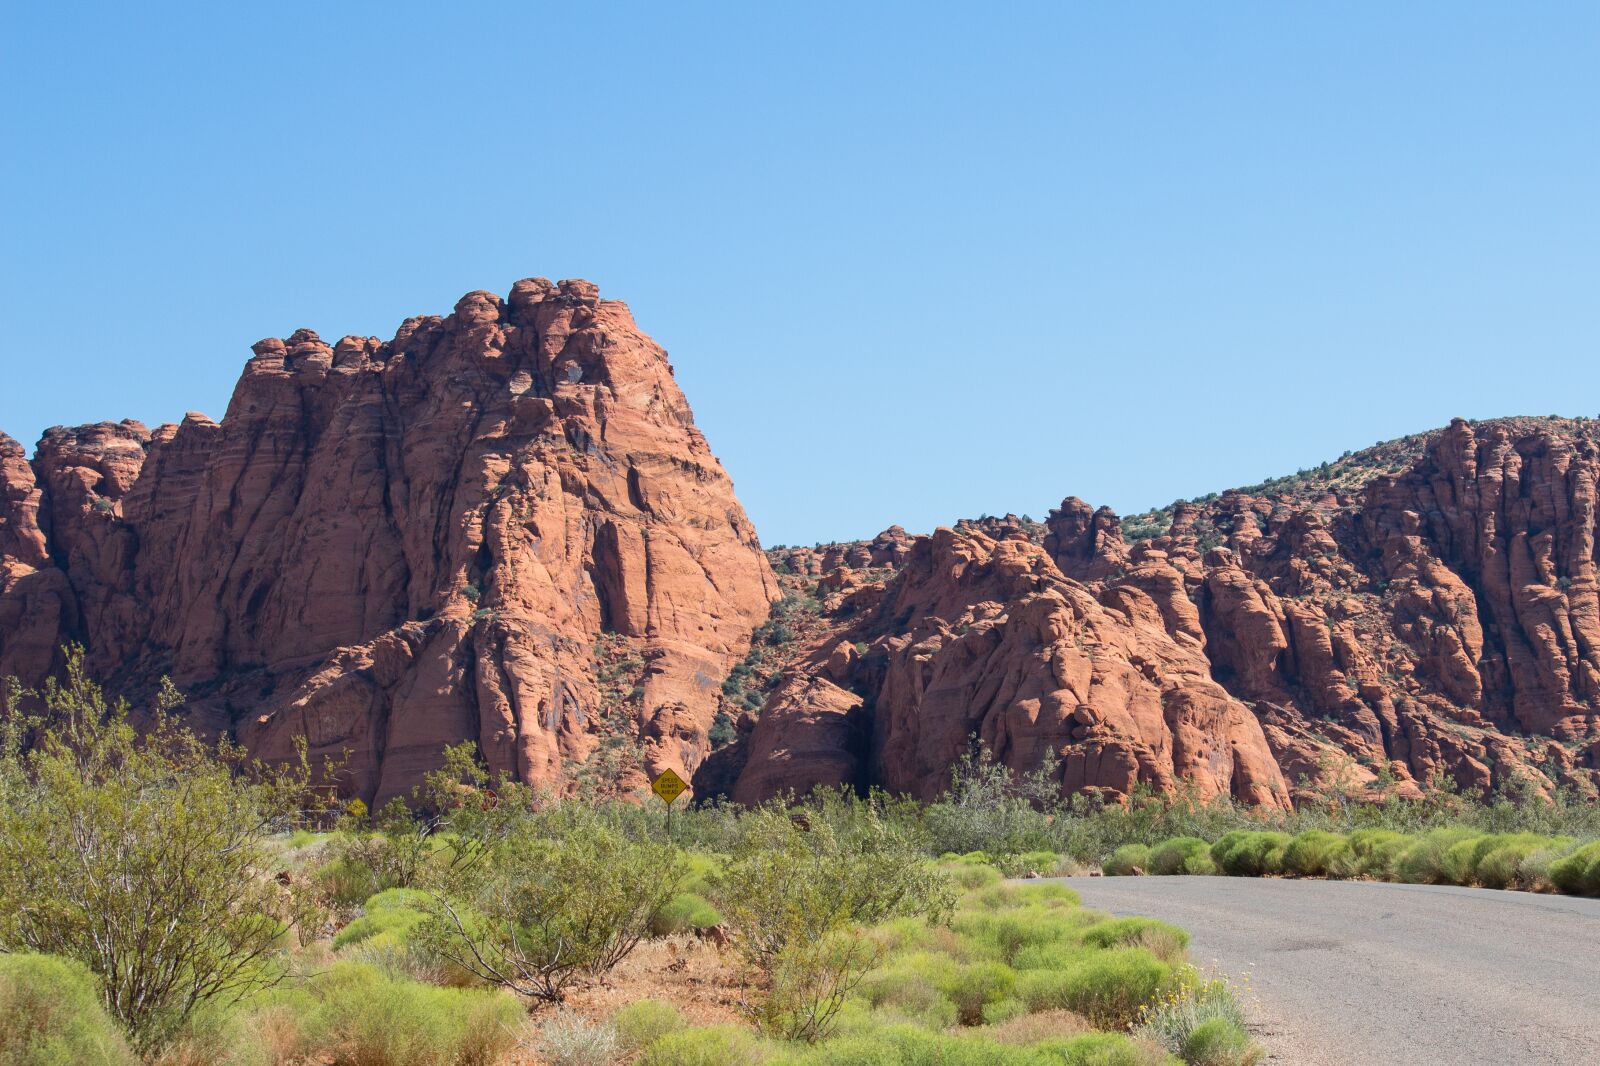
[
  {"xmin": 0, "ymin": 650, "xmax": 323, "ymax": 1051},
  {"xmin": 415, "ymin": 818, "xmax": 682, "ymax": 1002},
  {"xmin": 712, "ymin": 800, "xmax": 957, "ymax": 1041},
  {"xmin": 0, "ymin": 657, "xmax": 1272, "ymax": 1064},
  {"xmin": 0, "ymin": 953, "xmax": 136, "ymax": 1066}
]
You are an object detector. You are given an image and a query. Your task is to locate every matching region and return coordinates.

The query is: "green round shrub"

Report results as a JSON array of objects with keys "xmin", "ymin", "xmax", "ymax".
[
  {"xmin": 950, "ymin": 863, "xmax": 1004, "ymax": 890},
  {"xmin": 1282, "ymin": 831, "xmax": 1351, "ymax": 878},
  {"xmin": 1036, "ymin": 1030, "xmax": 1178, "ymax": 1065},
  {"xmin": 1018, "ymin": 947, "xmax": 1174, "ymax": 1027},
  {"xmin": 612, "ymin": 998, "xmax": 682, "ymax": 1053},
  {"xmin": 1437, "ymin": 835, "xmax": 1494, "ymax": 886},
  {"xmin": 1148, "ymin": 837, "xmax": 1216, "ymax": 876},
  {"xmin": 0, "ymin": 954, "xmax": 136, "ymax": 1066},
  {"xmin": 1181, "ymin": 1015, "xmax": 1261, "ymax": 1065},
  {"xmin": 1103, "ymin": 844, "xmax": 1152, "ymax": 876},
  {"xmin": 650, "ymin": 892, "xmax": 724, "ymax": 936},
  {"xmin": 1012, "ymin": 882, "xmax": 1081, "ymax": 906},
  {"xmin": 331, "ymin": 903, "xmax": 426, "ymax": 951},
  {"xmin": 1080, "ymin": 917, "xmax": 1190, "ymax": 954},
  {"xmin": 1210, "ymin": 832, "xmax": 1291, "ymax": 877},
  {"xmin": 288, "ymin": 962, "xmax": 522, "ymax": 1066},
  {"xmin": 638, "ymin": 1025, "xmax": 767, "ymax": 1066},
  {"xmin": 1474, "ymin": 835, "xmax": 1568, "ymax": 890},
  {"xmin": 941, "ymin": 961, "xmax": 1018, "ymax": 1025},
  {"xmin": 1393, "ymin": 828, "xmax": 1483, "ymax": 885},
  {"xmin": 1548, "ymin": 841, "xmax": 1600, "ymax": 896},
  {"xmin": 364, "ymin": 887, "xmax": 432, "ymax": 911}
]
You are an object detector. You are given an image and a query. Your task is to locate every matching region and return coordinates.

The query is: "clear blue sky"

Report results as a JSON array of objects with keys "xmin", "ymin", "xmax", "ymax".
[{"xmin": 3, "ymin": 3, "xmax": 1597, "ymax": 547}]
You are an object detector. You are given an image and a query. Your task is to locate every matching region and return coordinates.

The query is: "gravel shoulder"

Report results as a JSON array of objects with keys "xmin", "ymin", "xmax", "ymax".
[{"xmin": 1054, "ymin": 876, "xmax": 1600, "ymax": 1066}]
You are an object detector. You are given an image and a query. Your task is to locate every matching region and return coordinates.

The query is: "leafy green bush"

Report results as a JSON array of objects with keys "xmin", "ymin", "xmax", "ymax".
[
  {"xmin": 418, "ymin": 818, "xmax": 680, "ymax": 1002},
  {"xmin": 1179, "ymin": 1015, "xmax": 1261, "ymax": 1065},
  {"xmin": 1104, "ymin": 844, "xmax": 1152, "ymax": 876},
  {"xmin": 638, "ymin": 1025, "xmax": 769, "ymax": 1066},
  {"xmin": 923, "ymin": 748, "xmax": 1060, "ymax": 857},
  {"xmin": 1080, "ymin": 917, "xmax": 1190, "ymax": 957},
  {"xmin": 650, "ymin": 892, "xmax": 724, "ymax": 936},
  {"xmin": 1018, "ymin": 948, "xmax": 1177, "ymax": 1027},
  {"xmin": 1209, "ymin": 832, "xmax": 1290, "ymax": 877},
  {"xmin": 714, "ymin": 803, "xmax": 954, "ymax": 1040},
  {"xmin": 0, "ymin": 651, "xmax": 320, "ymax": 1051},
  {"xmin": 1281, "ymin": 831, "xmax": 1350, "ymax": 877},
  {"xmin": 1548, "ymin": 841, "xmax": 1600, "ymax": 896},
  {"xmin": 1147, "ymin": 837, "xmax": 1215, "ymax": 876},
  {"xmin": 269, "ymin": 961, "xmax": 522, "ymax": 1066},
  {"xmin": 0, "ymin": 953, "xmax": 136, "ymax": 1066},
  {"xmin": 612, "ymin": 999, "xmax": 682, "ymax": 1053},
  {"xmin": 942, "ymin": 961, "xmax": 1017, "ymax": 1025}
]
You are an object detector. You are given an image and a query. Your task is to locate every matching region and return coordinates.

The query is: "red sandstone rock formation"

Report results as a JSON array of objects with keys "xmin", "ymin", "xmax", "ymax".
[
  {"xmin": 726, "ymin": 418, "xmax": 1600, "ymax": 806},
  {"xmin": 734, "ymin": 526, "xmax": 1292, "ymax": 808},
  {"xmin": 0, "ymin": 281, "xmax": 778, "ymax": 804},
  {"xmin": 6, "ymin": 294, "xmax": 1598, "ymax": 811}
]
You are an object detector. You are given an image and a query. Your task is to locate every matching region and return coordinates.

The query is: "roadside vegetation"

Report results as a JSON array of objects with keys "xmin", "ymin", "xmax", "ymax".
[
  {"xmin": 923, "ymin": 749, "xmax": 1600, "ymax": 898},
  {"xmin": 0, "ymin": 653, "xmax": 1262, "ymax": 1066},
  {"xmin": 8, "ymin": 652, "xmax": 1592, "ymax": 1063}
]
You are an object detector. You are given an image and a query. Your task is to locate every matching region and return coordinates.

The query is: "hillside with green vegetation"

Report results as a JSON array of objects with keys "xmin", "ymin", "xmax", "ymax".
[{"xmin": 1121, "ymin": 415, "xmax": 1600, "ymax": 542}]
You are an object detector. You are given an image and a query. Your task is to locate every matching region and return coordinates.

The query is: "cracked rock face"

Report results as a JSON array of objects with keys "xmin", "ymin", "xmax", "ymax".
[{"xmin": 0, "ymin": 280, "xmax": 777, "ymax": 805}]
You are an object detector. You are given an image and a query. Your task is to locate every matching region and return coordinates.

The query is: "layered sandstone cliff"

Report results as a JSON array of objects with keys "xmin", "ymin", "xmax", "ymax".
[
  {"xmin": 721, "ymin": 419, "xmax": 1600, "ymax": 806},
  {"xmin": 0, "ymin": 280, "xmax": 778, "ymax": 804},
  {"xmin": 6, "ymin": 288, "xmax": 1597, "ymax": 810}
]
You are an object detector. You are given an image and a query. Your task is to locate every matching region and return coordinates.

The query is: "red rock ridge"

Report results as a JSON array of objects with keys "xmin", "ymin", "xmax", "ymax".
[{"xmin": 727, "ymin": 419, "xmax": 1600, "ymax": 806}]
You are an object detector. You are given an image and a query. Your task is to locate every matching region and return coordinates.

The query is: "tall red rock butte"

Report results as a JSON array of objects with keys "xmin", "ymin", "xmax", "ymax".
[
  {"xmin": 0, "ymin": 279, "xmax": 778, "ymax": 805},
  {"xmin": 2, "ymin": 280, "xmax": 1597, "ymax": 809}
]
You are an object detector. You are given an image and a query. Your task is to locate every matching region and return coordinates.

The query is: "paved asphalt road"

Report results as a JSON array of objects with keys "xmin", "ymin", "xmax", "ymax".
[{"xmin": 1055, "ymin": 876, "xmax": 1600, "ymax": 1066}]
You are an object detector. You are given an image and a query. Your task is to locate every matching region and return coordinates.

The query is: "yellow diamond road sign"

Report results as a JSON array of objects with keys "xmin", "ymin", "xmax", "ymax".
[{"xmin": 651, "ymin": 768, "xmax": 688, "ymax": 805}]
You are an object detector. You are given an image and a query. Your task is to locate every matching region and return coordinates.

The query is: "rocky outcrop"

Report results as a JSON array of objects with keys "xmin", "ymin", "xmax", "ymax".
[
  {"xmin": 7, "ymin": 289, "xmax": 1597, "ymax": 812},
  {"xmin": 772, "ymin": 525, "xmax": 915, "ymax": 577},
  {"xmin": 733, "ymin": 526, "xmax": 1293, "ymax": 808},
  {"xmin": 0, "ymin": 280, "xmax": 777, "ymax": 804},
  {"xmin": 727, "ymin": 418, "xmax": 1600, "ymax": 806}
]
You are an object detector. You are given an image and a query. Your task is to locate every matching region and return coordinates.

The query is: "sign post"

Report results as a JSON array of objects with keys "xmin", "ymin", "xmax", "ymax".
[{"xmin": 651, "ymin": 768, "xmax": 688, "ymax": 838}]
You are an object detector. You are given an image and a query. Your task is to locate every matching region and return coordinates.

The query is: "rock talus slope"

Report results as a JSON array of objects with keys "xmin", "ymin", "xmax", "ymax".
[{"xmin": 0, "ymin": 280, "xmax": 778, "ymax": 804}]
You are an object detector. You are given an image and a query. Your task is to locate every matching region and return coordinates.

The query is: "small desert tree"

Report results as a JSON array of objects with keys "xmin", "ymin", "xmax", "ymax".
[
  {"xmin": 713, "ymin": 795, "xmax": 956, "ymax": 1041},
  {"xmin": 417, "ymin": 810, "xmax": 681, "ymax": 1002},
  {"xmin": 328, "ymin": 740, "xmax": 533, "ymax": 896},
  {"xmin": 922, "ymin": 741, "xmax": 1062, "ymax": 856},
  {"xmin": 0, "ymin": 648, "xmax": 319, "ymax": 1051}
]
